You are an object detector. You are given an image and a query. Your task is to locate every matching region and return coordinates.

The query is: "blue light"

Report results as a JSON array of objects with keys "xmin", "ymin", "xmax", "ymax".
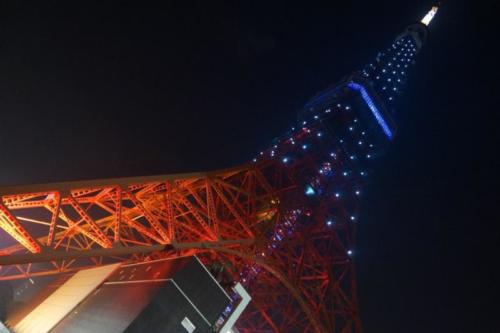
[
  {"xmin": 282, "ymin": 157, "xmax": 289, "ymax": 163},
  {"xmin": 347, "ymin": 250, "xmax": 353, "ymax": 256},
  {"xmin": 326, "ymin": 220, "xmax": 334, "ymax": 227},
  {"xmin": 305, "ymin": 186, "xmax": 315, "ymax": 196},
  {"xmin": 335, "ymin": 192, "xmax": 341, "ymax": 198},
  {"xmin": 317, "ymin": 132, "xmax": 322, "ymax": 137},
  {"xmin": 347, "ymin": 82, "xmax": 394, "ymax": 139},
  {"xmin": 302, "ymin": 144, "xmax": 308, "ymax": 150}
]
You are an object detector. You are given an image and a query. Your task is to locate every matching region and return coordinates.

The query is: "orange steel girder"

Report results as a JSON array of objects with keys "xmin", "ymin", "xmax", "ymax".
[{"xmin": 0, "ymin": 161, "xmax": 361, "ymax": 332}]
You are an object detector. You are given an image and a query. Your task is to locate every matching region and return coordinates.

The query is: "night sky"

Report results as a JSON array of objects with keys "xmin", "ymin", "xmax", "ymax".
[{"xmin": 0, "ymin": 1, "xmax": 498, "ymax": 332}]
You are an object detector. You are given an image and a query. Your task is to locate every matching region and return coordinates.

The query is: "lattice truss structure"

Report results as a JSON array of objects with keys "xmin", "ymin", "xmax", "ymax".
[
  {"xmin": 0, "ymin": 7, "xmax": 439, "ymax": 332},
  {"xmin": 0, "ymin": 103, "xmax": 365, "ymax": 332}
]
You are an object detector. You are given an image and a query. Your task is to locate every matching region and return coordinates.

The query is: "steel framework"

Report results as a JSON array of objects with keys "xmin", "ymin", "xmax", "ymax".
[
  {"xmin": 0, "ymin": 122, "xmax": 362, "ymax": 332},
  {"xmin": 0, "ymin": 7, "xmax": 439, "ymax": 332}
]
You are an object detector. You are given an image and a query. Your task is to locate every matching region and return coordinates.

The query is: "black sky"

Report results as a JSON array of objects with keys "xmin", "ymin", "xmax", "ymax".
[{"xmin": 0, "ymin": 1, "xmax": 498, "ymax": 332}]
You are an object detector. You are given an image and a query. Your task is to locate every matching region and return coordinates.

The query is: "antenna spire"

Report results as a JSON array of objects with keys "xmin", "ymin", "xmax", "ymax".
[{"xmin": 421, "ymin": 5, "xmax": 439, "ymax": 26}]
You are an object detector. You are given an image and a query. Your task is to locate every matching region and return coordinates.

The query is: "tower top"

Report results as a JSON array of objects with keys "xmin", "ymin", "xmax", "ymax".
[{"xmin": 421, "ymin": 5, "xmax": 439, "ymax": 26}]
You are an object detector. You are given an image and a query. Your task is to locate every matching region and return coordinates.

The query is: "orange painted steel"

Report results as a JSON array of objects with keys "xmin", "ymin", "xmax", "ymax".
[{"xmin": 0, "ymin": 158, "xmax": 361, "ymax": 332}]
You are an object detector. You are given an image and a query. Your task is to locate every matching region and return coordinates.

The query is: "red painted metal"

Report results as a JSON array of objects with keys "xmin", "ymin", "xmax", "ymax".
[{"xmin": 0, "ymin": 155, "xmax": 362, "ymax": 332}]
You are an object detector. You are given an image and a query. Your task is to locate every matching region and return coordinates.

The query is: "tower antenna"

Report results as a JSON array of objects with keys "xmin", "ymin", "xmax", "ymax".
[{"xmin": 421, "ymin": 5, "xmax": 439, "ymax": 26}]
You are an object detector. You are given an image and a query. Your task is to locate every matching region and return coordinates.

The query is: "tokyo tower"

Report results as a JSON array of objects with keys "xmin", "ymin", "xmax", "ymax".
[{"xmin": 0, "ymin": 6, "xmax": 439, "ymax": 333}]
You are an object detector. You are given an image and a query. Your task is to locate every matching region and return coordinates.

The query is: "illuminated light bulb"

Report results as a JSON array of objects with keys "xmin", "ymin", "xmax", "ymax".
[{"xmin": 305, "ymin": 186, "xmax": 315, "ymax": 196}]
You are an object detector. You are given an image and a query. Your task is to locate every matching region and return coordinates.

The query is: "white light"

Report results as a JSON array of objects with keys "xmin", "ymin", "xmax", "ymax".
[
  {"xmin": 302, "ymin": 144, "xmax": 308, "ymax": 150},
  {"xmin": 350, "ymin": 216, "xmax": 356, "ymax": 221},
  {"xmin": 282, "ymin": 157, "xmax": 289, "ymax": 163},
  {"xmin": 347, "ymin": 250, "xmax": 353, "ymax": 256},
  {"xmin": 335, "ymin": 192, "xmax": 340, "ymax": 198},
  {"xmin": 421, "ymin": 6, "xmax": 439, "ymax": 26},
  {"xmin": 326, "ymin": 220, "xmax": 334, "ymax": 227},
  {"xmin": 317, "ymin": 132, "xmax": 322, "ymax": 137},
  {"xmin": 355, "ymin": 190, "xmax": 360, "ymax": 195},
  {"xmin": 343, "ymin": 171, "xmax": 348, "ymax": 176}
]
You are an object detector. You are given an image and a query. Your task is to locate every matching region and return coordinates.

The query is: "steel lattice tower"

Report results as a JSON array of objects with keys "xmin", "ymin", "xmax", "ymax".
[{"xmin": 0, "ymin": 6, "xmax": 439, "ymax": 333}]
